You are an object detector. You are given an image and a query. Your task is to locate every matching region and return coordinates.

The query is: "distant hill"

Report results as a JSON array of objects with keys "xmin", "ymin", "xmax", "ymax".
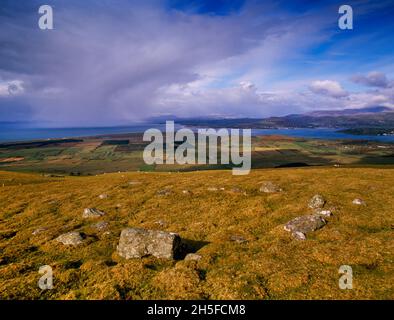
[
  {"xmin": 176, "ymin": 106, "xmax": 394, "ymax": 129},
  {"xmin": 306, "ymin": 106, "xmax": 392, "ymax": 117}
]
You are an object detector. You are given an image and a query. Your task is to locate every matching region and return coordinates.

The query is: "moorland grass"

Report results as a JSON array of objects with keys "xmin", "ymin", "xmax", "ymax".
[{"xmin": 0, "ymin": 167, "xmax": 393, "ymax": 299}]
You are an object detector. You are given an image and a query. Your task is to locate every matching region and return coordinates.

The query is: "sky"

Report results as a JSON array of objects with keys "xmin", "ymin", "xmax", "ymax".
[{"xmin": 0, "ymin": 0, "xmax": 393, "ymax": 127}]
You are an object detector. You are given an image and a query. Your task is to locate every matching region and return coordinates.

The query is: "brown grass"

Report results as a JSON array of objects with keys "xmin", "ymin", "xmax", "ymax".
[{"xmin": 0, "ymin": 167, "xmax": 393, "ymax": 299}]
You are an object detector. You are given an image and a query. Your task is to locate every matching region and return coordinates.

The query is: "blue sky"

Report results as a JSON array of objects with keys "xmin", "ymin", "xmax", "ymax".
[{"xmin": 0, "ymin": 0, "xmax": 393, "ymax": 126}]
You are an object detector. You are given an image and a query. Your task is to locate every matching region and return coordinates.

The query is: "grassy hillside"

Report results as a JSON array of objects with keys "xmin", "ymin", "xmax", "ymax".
[{"xmin": 0, "ymin": 167, "xmax": 393, "ymax": 299}]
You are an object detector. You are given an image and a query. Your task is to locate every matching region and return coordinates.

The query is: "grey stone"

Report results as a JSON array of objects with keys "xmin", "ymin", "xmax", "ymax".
[
  {"xmin": 92, "ymin": 221, "xmax": 109, "ymax": 231},
  {"xmin": 156, "ymin": 189, "xmax": 172, "ymax": 196},
  {"xmin": 292, "ymin": 231, "xmax": 306, "ymax": 240},
  {"xmin": 184, "ymin": 253, "xmax": 202, "ymax": 261},
  {"xmin": 284, "ymin": 214, "xmax": 326, "ymax": 237},
  {"xmin": 230, "ymin": 187, "xmax": 247, "ymax": 195},
  {"xmin": 207, "ymin": 187, "xmax": 218, "ymax": 191},
  {"xmin": 316, "ymin": 209, "xmax": 332, "ymax": 217},
  {"xmin": 229, "ymin": 235, "xmax": 247, "ymax": 243},
  {"xmin": 308, "ymin": 194, "xmax": 326, "ymax": 209},
  {"xmin": 83, "ymin": 208, "xmax": 106, "ymax": 218},
  {"xmin": 117, "ymin": 228, "xmax": 181, "ymax": 259},
  {"xmin": 352, "ymin": 198, "xmax": 366, "ymax": 205},
  {"xmin": 259, "ymin": 181, "xmax": 282, "ymax": 193},
  {"xmin": 56, "ymin": 232, "xmax": 83, "ymax": 246},
  {"xmin": 32, "ymin": 227, "xmax": 47, "ymax": 235}
]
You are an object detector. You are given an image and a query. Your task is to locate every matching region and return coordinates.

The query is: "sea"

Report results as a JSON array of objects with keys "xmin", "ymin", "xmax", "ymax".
[{"xmin": 0, "ymin": 124, "xmax": 394, "ymax": 143}]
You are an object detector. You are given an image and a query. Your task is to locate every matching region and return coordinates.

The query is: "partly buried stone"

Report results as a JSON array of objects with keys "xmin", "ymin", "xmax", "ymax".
[
  {"xmin": 92, "ymin": 221, "xmax": 109, "ymax": 231},
  {"xmin": 117, "ymin": 228, "xmax": 182, "ymax": 259},
  {"xmin": 284, "ymin": 214, "xmax": 326, "ymax": 240},
  {"xmin": 156, "ymin": 189, "xmax": 172, "ymax": 196},
  {"xmin": 229, "ymin": 235, "xmax": 248, "ymax": 244},
  {"xmin": 184, "ymin": 253, "xmax": 202, "ymax": 261},
  {"xmin": 207, "ymin": 187, "xmax": 218, "ymax": 192},
  {"xmin": 230, "ymin": 187, "xmax": 247, "ymax": 195},
  {"xmin": 308, "ymin": 194, "xmax": 326, "ymax": 209},
  {"xmin": 32, "ymin": 227, "xmax": 48, "ymax": 235},
  {"xmin": 292, "ymin": 231, "xmax": 306, "ymax": 240},
  {"xmin": 352, "ymin": 198, "xmax": 366, "ymax": 205},
  {"xmin": 83, "ymin": 208, "xmax": 106, "ymax": 218},
  {"xmin": 98, "ymin": 194, "xmax": 108, "ymax": 199},
  {"xmin": 56, "ymin": 232, "xmax": 83, "ymax": 246},
  {"xmin": 259, "ymin": 181, "xmax": 282, "ymax": 193},
  {"xmin": 315, "ymin": 209, "xmax": 333, "ymax": 217}
]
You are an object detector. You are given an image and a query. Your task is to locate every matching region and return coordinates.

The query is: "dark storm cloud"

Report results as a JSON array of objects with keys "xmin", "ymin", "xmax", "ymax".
[
  {"xmin": 1, "ymin": 0, "xmax": 278, "ymax": 125},
  {"xmin": 0, "ymin": 0, "xmax": 393, "ymax": 126}
]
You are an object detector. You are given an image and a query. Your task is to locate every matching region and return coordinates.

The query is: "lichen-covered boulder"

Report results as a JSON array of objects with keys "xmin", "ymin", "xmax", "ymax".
[
  {"xmin": 308, "ymin": 194, "xmax": 326, "ymax": 209},
  {"xmin": 56, "ymin": 232, "xmax": 83, "ymax": 246},
  {"xmin": 92, "ymin": 221, "xmax": 109, "ymax": 231},
  {"xmin": 83, "ymin": 208, "xmax": 106, "ymax": 218},
  {"xmin": 284, "ymin": 214, "xmax": 326, "ymax": 240},
  {"xmin": 117, "ymin": 228, "xmax": 182, "ymax": 259},
  {"xmin": 259, "ymin": 181, "xmax": 282, "ymax": 193}
]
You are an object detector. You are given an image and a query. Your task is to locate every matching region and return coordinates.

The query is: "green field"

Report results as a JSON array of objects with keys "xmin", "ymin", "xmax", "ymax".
[{"xmin": 1, "ymin": 134, "xmax": 394, "ymax": 175}]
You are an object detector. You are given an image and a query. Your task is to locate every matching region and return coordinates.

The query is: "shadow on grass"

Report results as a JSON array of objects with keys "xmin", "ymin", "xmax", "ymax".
[{"xmin": 176, "ymin": 238, "xmax": 210, "ymax": 260}]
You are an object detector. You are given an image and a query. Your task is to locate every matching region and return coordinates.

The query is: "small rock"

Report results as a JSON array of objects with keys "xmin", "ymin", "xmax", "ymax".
[
  {"xmin": 230, "ymin": 187, "xmax": 246, "ymax": 195},
  {"xmin": 207, "ymin": 187, "xmax": 218, "ymax": 191},
  {"xmin": 352, "ymin": 198, "xmax": 366, "ymax": 205},
  {"xmin": 260, "ymin": 181, "xmax": 282, "ymax": 193},
  {"xmin": 292, "ymin": 231, "xmax": 306, "ymax": 240},
  {"xmin": 308, "ymin": 194, "xmax": 326, "ymax": 209},
  {"xmin": 117, "ymin": 228, "xmax": 182, "ymax": 259},
  {"xmin": 284, "ymin": 214, "xmax": 326, "ymax": 238},
  {"xmin": 182, "ymin": 190, "xmax": 192, "ymax": 195},
  {"xmin": 229, "ymin": 235, "xmax": 247, "ymax": 244},
  {"xmin": 32, "ymin": 227, "xmax": 47, "ymax": 235},
  {"xmin": 184, "ymin": 253, "xmax": 202, "ymax": 261},
  {"xmin": 92, "ymin": 221, "xmax": 109, "ymax": 231},
  {"xmin": 156, "ymin": 189, "xmax": 172, "ymax": 196},
  {"xmin": 83, "ymin": 208, "xmax": 106, "ymax": 218},
  {"xmin": 98, "ymin": 194, "xmax": 108, "ymax": 199},
  {"xmin": 56, "ymin": 232, "xmax": 83, "ymax": 246},
  {"xmin": 316, "ymin": 209, "xmax": 332, "ymax": 217}
]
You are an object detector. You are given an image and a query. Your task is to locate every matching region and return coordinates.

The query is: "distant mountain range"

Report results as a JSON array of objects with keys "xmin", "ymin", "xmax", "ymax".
[
  {"xmin": 305, "ymin": 106, "xmax": 392, "ymax": 117},
  {"xmin": 174, "ymin": 106, "xmax": 394, "ymax": 129}
]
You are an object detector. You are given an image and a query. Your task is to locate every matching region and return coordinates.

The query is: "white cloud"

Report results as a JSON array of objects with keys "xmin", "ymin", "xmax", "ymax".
[
  {"xmin": 309, "ymin": 80, "xmax": 348, "ymax": 98},
  {"xmin": 351, "ymin": 71, "xmax": 391, "ymax": 88}
]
